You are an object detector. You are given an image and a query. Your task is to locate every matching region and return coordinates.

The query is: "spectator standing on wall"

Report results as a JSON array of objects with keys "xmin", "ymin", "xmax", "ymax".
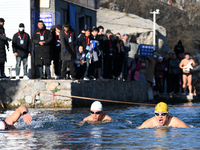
[
  {"xmin": 75, "ymin": 45, "xmax": 86, "ymax": 79},
  {"xmin": 12, "ymin": 23, "xmax": 31, "ymax": 80},
  {"xmin": 0, "ymin": 18, "xmax": 11, "ymax": 78},
  {"xmin": 113, "ymin": 33, "xmax": 124, "ymax": 80},
  {"xmin": 128, "ymin": 35, "xmax": 139, "ymax": 81},
  {"xmin": 145, "ymin": 51, "xmax": 158, "ymax": 88},
  {"xmin": 163, "ymin": 52, "xmax": 170, "ymax": 93},
  {"xmin": 103, "ymin": 30, "xmax": 115, "ymax": 79},
  {"xmin": 98, "ymin": 26, "xmax": 104, "ymax": 79},
  {"xmin": 60, "ymin": 22, "xmax": 76, "ymax": 80},
  {"xmin": 78, "ymin": 28, "xmax": 91, "ymax": 80},
  {"xmin": 154, "ymin": 56, "xmax": 165, "ymax": 93},
  {"xmin": 122, "ymin": 34, "xmax": 130, "ymax": 81},
  {"xmin": 32, "ymin": 20, "xmax": 53, "ymax": 79},
  {"xmin": 169, "ymin": 53, "xmax": 181, "ymax": 94},
  {"xmin": 90, "ymin": 27, "xmax": 101, "ymax": 80},
  {"xmin": 51, "ymin": 25, "xmax": 62, "ymax": 79}
]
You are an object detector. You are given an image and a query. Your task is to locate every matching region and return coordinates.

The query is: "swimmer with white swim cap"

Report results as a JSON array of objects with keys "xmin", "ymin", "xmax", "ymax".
[
  {"xmin": 78, "ymin": 101, "xmax": 112, "ymax": 125},
  {"xmin": 0, "ymin": 105, "xmax": 32, "ymax": 130},
  {"xmin": 139, "ymin": 102, "xmax": 189, "ymax": 129}
]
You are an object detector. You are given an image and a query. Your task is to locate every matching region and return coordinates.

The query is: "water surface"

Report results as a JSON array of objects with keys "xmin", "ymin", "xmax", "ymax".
[{"xmin": 0, "ymin": 102, "xmax": 199, "ymax": 149}]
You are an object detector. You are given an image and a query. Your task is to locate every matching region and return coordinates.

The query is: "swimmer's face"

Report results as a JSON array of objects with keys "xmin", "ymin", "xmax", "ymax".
[
  {"xmin": 90, "ymin": 110, "xmax": 103, "ymax": 121},
  {"xmin": 155, "ymin": 112, "xmax": 168, "ymax": 126}
]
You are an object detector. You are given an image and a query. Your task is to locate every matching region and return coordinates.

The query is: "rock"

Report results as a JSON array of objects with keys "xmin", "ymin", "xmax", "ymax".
[
  {"xmin": 60, "ymin": 81, "xmax": 72, "ymax": 90},
  {"xmin": 46, "ymin": 82, "xmax": 59, "ymax": 91},
  {"xmin": 55, "ymin": 90, "xmax": 72, "ymax": 100},
  {"xmin": 25, "ymin": 96, "xmax": 32, "ymax": 104},
  {"xmin": 97, "ymin": 8, "xmax": 170, "ymax": 52},
  {"xmin": 23, "ymin": 86, "xmax": 32, "ymax": 96},
  {"xmin": 34, "ymin": 81, "xmax": 46, "ymax": 91},
  {"xmin": 40, "ymin": 91, "xmax": 53, "ymax": 101}
]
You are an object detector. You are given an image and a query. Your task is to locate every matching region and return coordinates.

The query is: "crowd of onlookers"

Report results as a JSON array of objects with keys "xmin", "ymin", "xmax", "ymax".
[
  {"xmin": 0, "ymin": 18, "xmax": 191, "ymax": 95},
  {"xmin": 146, "ymin": 40, "xmax": 187, "ymax": 94},
  {"xmin": 0, "ymin": 18, "xmax": 140, "ymax": 81}
]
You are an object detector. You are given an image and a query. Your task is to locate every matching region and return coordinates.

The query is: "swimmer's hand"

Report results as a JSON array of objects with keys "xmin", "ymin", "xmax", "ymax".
[
  {"xmin": 23, "ymin": 114, "xmax": 32, "ymax": 125},
  {"xmin": 76, "ymin": 121, "xmax": 85, "ymax": 126}
]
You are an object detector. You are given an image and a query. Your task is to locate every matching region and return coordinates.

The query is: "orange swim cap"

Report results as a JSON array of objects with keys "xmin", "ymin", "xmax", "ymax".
[{"xmin": 155, "ymin": 102, "xmax": 168, "ymax": 113}]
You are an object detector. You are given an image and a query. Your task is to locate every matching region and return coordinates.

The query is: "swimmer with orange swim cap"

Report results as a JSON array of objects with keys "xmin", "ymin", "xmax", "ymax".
[{"xmin": 139, "ymin": 102, "xmax": 189, "ymax": 129}]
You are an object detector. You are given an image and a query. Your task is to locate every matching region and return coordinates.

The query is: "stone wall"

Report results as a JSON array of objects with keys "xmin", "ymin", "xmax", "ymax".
[{"xmin": 0, "ymin": 80, "xmax": 153, "ymax": 108}]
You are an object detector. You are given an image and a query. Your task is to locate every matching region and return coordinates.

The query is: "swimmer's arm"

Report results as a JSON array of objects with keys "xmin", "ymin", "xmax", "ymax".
[
  {"xmin": 179, "ymin": 60, "xmax": 184, "ymax": 69},
  {"xmin": 191, "ymin": 59, "xmax": 196, "ymax": 67},
  {"xmin": 138, "ymin": 117, "xmax": 155, "ymax": 129},
  {"xmin": 171, "ymin": 117, "xmax": 190, "ymax": 128},
  {"xmin": 77, "ymin": 116, "xmax": 89, "ymax": 126},
  {"xmin": 102, "ymin": 115, "xmax": 113, "ymax": 123},
  {"xmin": 5, "ymin": 105, "xmax": 32, "ymax": 125}
]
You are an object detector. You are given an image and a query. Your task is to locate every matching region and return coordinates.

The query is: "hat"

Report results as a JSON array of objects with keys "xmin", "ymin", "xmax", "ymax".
[
  {"xmin": 90, "ymin": 101, "xmax": 103, "ymax": 111},
  {"xmin": 106, "ymin": 29, "xmax": 112, "ymax": 34},
  {"xmin": 123, "ymin": 33, "xmax": 128, "ymax": 37},
  {"xmin": 19, "ymin": 23, "xmax": 25, "ymax": 28},
  {"xmin": 56, "ymin": 25, "xmax": 62, "ymax": 30},
  {"xmin": 0, "ymin": 18, "xmax": 5, "ymax": 23},
  {"xmin": 158, "ymin": 56, "xmax": 163, "ymax": 60},
  {"xmin": 155, "ymin": 102, "xmax": 168, "ymax": 113}
]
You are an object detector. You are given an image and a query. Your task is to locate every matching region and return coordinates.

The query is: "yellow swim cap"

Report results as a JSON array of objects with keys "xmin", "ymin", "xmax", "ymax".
[{"xmin": 155, "ymin": 102, "xmax": 168, "ymax": 113}]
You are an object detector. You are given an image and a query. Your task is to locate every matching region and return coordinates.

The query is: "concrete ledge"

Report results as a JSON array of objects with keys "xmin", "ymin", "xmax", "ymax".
[{"xmin": 0, "ymin": 79, "xmax": 153, "ymax": 108}]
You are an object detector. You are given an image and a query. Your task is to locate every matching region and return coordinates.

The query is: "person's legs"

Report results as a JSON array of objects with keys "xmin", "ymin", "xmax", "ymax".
[
  {"xmin": 45, "ymin": 65, "xmax": 51, "ymax": 78},
  {"xmin": 84, "ymin": 58, "xmax": 90, "ymax": 77},
  {"xmin": 15, "ymin": 56, "xmax": 21, "ymax": 76},
  {"xmin": 61, "ymin": 60, "xmax": 67, "ymax": 78},
  {"xmin": 38, "ymin": 65, "xmax": 43, "ymax": 78},
  {"xmin": 182, "ymin": 75, "xmax": 187, "ymax": 94},
  {"xmin": 69, "ymin": 60, "xmax": 76, "ymax": 79},
  {"xmin": 187, "ymin": 75, "xmax": 192, "ymax": 94},
  {"xmin": 22, "ymin": 57, "xmax": 28, "ymax": 76}
]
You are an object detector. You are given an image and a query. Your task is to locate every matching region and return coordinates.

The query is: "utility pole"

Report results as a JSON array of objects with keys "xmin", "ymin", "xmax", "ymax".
[{"xmin": 150, "ymin": 9, "xmax": 160, "ymax": 50}]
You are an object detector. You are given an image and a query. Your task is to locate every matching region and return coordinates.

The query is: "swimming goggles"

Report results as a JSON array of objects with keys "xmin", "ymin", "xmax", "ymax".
[
  {"xmin": 90, "ymin": 111, "xmax": 101, "ymax": 114},
  {"xmin": 155, "ymin": 112, "xmax": 168, "ymax": 116}
]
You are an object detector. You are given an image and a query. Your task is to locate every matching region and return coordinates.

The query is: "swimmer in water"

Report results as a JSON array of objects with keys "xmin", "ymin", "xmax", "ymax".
[
  {"xmin": 179, "ymin": 52, "xmax": 196, "ymax": 95},
  {"xmin": 0, "ymin": 105, "xmax": 32, "ymax": 130},
  {"xmin": 138, "ymin": 102, "xmax": 189, "ymax": 129},
  {"xmin": 77, "ymin": 101, "xmax": 112, "ymax": 126}
]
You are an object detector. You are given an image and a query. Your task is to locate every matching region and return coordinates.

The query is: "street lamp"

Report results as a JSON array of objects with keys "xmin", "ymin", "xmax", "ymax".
[{"xmin": 150, "ymin": 9, "xmax": 160, "ymax": 50}]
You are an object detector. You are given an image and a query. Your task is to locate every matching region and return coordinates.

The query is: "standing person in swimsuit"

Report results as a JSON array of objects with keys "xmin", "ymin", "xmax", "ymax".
[{"xmin": 179, "ymin": 52, "xmax": 196, "ymax": 95}]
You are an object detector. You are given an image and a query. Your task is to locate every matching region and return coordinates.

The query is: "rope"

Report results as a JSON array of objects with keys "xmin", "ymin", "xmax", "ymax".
[{"xmin": 31, "ymin": 91, "xmax": 200, "ymax": 108}]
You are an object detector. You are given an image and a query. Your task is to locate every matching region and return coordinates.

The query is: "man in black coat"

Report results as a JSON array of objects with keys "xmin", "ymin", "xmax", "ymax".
[
  {"xmin": 0, "ymin": 18, "xmax": 11, "ymax": 78},
  {"xmin": 12, "ymin": 23, "xmax": 31, "ymax": 80},
  {"xmin": 32, "ymin": 20, "xmax": 53, "ymax": 79},
  {"xmin": 60, "ymin": 22, "xmax": 76, "ymax": 79},
  {"xmin": 51, "ymin": 25, "xmax": 62, "ymax": 79}
]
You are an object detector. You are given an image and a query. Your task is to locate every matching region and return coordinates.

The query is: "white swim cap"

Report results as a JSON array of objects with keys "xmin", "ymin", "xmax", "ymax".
[
  {"xmin": 0, "ymin": 121, "xmax": 5, "ymax": 130},
  {"xmin": 90, "ymin": 101, "xmax": 103, "ymax": 111}
]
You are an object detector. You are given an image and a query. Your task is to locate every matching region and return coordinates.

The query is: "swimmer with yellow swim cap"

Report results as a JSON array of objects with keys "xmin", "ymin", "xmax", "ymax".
[{"xmin": 139, "ymin": 102, "xmax": 189, "ymax": 129}]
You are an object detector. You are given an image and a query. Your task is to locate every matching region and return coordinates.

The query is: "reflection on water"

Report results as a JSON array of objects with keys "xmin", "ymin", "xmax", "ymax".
[{"xmin": 0, "ymin": 103, "xmax": 200, "ymax": 149}]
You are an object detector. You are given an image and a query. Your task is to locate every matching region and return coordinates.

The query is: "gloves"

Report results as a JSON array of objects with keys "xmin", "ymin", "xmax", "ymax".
[
  {"xmin": 7, "ymin": 38, "xmax": 11, "ymax": 42},
  {"xmin": 63, "ymin": 48, "xmax": 67, "ymax": 53}
]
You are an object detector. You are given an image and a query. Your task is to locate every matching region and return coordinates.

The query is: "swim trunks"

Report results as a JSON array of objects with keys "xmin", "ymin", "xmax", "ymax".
[{"xmin": 183, "ymin": 72, "xmax": 192, "ymax": 76}]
